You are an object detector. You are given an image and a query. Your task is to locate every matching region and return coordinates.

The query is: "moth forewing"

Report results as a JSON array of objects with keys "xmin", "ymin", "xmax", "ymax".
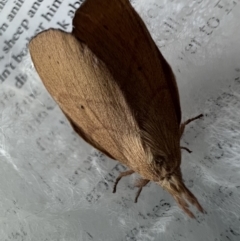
[
  {"xmin": 72, "ymin": 0, "xmax": 182, "ymax": 154},
  {"xmin": 29, "ymin": 29, "xmax": 148, "ymax": 168}
]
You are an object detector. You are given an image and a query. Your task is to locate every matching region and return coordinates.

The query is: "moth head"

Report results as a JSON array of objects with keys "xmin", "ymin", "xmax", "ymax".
[
  {"xmin": 155, "ymin": 165, "xmax": 204, "ymax": 218},
  {"xmin": 147, "ymin": 153, "xmax": 204, "ymax": 218},
  {"xmin": 152, "ymin": 151, "xmax": 181, "ymax": 179}
]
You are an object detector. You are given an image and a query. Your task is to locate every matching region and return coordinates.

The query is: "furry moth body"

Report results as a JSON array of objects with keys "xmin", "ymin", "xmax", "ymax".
[{"xmin": 29, "ymin": 0, "xmax": 204, "ymax": 218}]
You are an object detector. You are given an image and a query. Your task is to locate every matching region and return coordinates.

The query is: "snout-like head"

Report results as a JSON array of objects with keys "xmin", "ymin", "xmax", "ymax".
[
  {"xmin": 141, "ymin": 152, "xmax": 204, "ymax": 218},
  {"xmin": 158, "ymin": 169, "xmax": 204, "ymax": 218}
]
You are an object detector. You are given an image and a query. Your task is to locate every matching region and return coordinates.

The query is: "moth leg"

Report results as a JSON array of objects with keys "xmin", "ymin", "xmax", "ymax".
[
  {"xmin": 113, "ymin": 170, "xmax": 134, "ymax": 193},
  {"xmin": 134, "ymin": 179, "xmax": 150, "ymax": 203},
  {"xmin": 180, "ymin": 114, "xmax": 203, "ymax": 137},
  {"xmin": 180, "ymin": 146, "xmax": 192, "ymax": 153}
]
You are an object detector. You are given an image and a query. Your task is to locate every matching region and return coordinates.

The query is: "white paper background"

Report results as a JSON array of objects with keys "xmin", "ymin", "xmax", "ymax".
[{"xmin": 0, "ymin": 0, "xmax": 240, "ymax": 240}]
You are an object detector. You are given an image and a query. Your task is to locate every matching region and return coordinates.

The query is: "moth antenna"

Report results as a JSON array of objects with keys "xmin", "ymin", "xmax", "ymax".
[
  {"xmin": 134, "ymin": 179, "xmax": 149, "ymax": 203},
  {"xmin": 180, "ymin": 146, "xmax": 192, "ymax": 153},
  {"xmin": 180, "ymin": 114, "xmax": 204, "ymax": 136},
  {"xmin": 113, "ymin": 170, "xmax": 134, "ymax": 193}
]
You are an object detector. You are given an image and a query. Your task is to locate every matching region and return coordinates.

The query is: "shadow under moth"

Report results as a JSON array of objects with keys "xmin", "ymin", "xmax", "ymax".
[{"xmin": 29, "ymin": 0, "xmax": 204, "ymax": 218}]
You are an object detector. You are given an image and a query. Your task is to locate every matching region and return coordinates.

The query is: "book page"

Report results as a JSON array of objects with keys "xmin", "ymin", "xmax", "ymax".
[{"xmin": 0, "ymin": 0, "xmax": 240, "ymax": 240}]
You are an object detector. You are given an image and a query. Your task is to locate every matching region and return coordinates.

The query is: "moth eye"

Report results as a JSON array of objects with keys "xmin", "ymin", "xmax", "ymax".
[
  {"xmin": 152, "ymin": 158, "xmax": 163, "ymax": 176},
  {"xmin": 156, "ymin": 159, "xmax": 163, "ymax": 165},
  {"xmin": 155, "ymin": 156, "xmax": 165, "ymax": 166}
]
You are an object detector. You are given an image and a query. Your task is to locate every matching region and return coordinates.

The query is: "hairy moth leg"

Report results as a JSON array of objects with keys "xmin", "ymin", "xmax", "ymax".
[
  {"xmin": 113, "ymin": 170, "xmax": 134, "ymax": 193},
  {"xmin": 180, "ymin": 146, "xmax": 192, "ymax": 153},
  {"xmin": 180, "ymin": 114, "xmax": 203, "ymax": 137},
  {"xmin": 134, "ymin": 179, "xmax": 150, "ymax": 203}
]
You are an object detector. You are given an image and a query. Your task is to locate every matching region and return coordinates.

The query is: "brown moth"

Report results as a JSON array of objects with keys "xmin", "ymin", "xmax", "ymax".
[{"xmin": 29, "ymin": 0, "xmax": 204, "ymax": 218}]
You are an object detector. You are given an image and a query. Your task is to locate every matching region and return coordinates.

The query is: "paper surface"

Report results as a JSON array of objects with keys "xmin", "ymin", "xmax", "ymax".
[{"xmin": 1, "ymin": 0, "xmax": 240, "ymax": 240}]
